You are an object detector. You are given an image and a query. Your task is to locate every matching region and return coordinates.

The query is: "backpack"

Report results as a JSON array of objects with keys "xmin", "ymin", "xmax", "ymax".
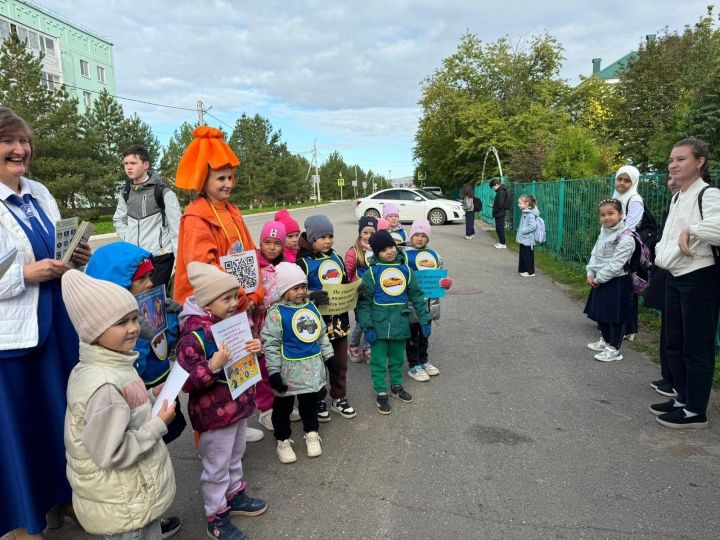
[
  {"xmin": 626, "ymin": 196, "xmax": 659, "ymax": 251},
  {"xmin": 682, "ymin": 185, "xmax": 720, "ymax": 268},
  {"xmin": 616, "ymin": 229, "xmax": 653, "ymax": 294},
  {"xmin": 534, "ymin": 216, "xmax": 546, "ymax": 244},
  {"xmin": 123, "ymin": 175, "xmax": 168, "ymax": 227},
  {"xmin": 472, "ymin": 196, "xmax": 482, "ymax": 212}
]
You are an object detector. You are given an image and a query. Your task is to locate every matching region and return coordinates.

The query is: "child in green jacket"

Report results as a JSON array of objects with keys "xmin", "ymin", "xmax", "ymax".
[{"xmin": 357, "ymin": 230, "xmax": 431, "ymax": 415}]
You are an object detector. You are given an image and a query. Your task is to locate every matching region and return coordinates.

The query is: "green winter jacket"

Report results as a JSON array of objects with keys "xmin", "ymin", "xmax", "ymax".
[
  {"xmin": 261, "ymin": 299, "xmax": 334, "ymax": 396},
  {"xmin": 357, "ymin": 252, "xmax": 431, "ymax": 340}
]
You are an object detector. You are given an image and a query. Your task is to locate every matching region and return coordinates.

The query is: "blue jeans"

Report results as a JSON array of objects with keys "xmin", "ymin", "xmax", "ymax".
[{"xmin": 465, "ymin": 211, "xmax": 475, "ymax": 236}]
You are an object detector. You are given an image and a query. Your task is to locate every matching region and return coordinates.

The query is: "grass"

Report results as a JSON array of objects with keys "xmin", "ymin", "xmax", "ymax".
[
  {"xmin": 499, "ymin": 233, "xmax": 720, "ymax": 389},
  {"xmin": 88, "ymin": 200, "xmax": 333, "ymax": 234}
]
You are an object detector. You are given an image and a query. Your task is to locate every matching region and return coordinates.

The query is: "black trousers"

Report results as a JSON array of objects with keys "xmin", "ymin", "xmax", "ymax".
[
  {"xmin": 465, "ymin": 211, "xmax": 475, "ymax": 236},
  {"xmin": 151, "ymin": 253, "xmax": 175, "ymax": 291},
  {"xmin": 518, "ymin": 244, "xmax": 534, "ymax": 274},
  {"xmin": 659, "ymin": 311, "xmax": 672, "ymax": 383},
  {"xmin": 598, "ymin": 322, "xmax": 625, "ymax": 350},
  {"xmin": 494, "ymin": 216, "xmax": 506, "ymax": 245},
  {"xmin": 664, "ymin": 266, "xmax": 720, "ymax": 414},
  {"xmin": 406, "ymin": 322, "xmax": 429, "ymax": 368},
  {"xmin": 272, "ymin": 392, "xmax": 320, "ymax": 440}
]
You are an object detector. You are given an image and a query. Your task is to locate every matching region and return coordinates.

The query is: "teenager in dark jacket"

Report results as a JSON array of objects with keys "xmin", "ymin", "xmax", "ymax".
[{"xmin": 490, "ymin": 179, "xmax": 510, "ymax": 248}]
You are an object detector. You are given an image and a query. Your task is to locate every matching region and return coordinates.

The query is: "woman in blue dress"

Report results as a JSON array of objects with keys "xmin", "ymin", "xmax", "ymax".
[{"xmin": 0, "ymin": 108, "xmax": 90, "ymax": 539}]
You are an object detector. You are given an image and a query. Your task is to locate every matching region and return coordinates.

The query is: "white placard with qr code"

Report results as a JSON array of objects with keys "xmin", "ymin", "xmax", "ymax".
[{"xmin": 220, "ymin": 250, "xmax": 260, "ymax": 294}]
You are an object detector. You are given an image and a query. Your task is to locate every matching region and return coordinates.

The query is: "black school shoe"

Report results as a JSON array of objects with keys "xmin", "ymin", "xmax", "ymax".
[
  {"xmin": 317, "ymin": 400, "xmax": 331, "ymax": 423},
  {"xmin": 655, "ymin": 381, "xmax": 678, "ymax": 398},
  {"xmin": 649, "ymin": 400, "xmax": 684, "ymax": 416},
  {"xmin": 376, "ymin": 393, "xmax": 391, "ymax": 415},
  {"xmin": 161, "ymin": 516, "xmax": 181, "ymax": 539},
  {"xmin": 390, "ymin": 385, "xmax": 413, "ymax": 403},
  {"xmin": 656, "ymin": 407, "xmax": 709, "ymax": 429}
]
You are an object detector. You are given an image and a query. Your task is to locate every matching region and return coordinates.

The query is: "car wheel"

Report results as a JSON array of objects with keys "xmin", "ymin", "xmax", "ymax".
[
  {"xmin": 428, "ymin": 208, "xmax": 447, "ymax": 225},
  {"xmin": 365, "ymin": 208, "xmax": 381, "ymax": 219}
]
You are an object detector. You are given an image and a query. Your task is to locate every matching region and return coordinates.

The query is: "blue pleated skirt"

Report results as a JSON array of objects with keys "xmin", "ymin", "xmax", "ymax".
[
  {"xmin": 583, "ymin": 274, "xmax": 634, "ymax": 324},
  {"xmin": 0, "ymin": 282, "xmax": 78, "ymax": 535}
]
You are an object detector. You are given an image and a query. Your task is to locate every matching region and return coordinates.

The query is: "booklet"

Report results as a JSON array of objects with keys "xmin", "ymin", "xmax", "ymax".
[
  {"xmin": 135, "ymin": 285, "xmax": 168, "ymax": 338},
  {"xmin": 210, "ymin": 312, "xmax": 261, "ymax": 399},
  {"xmin": 0, "ymin": 246, "xmax": 17, "ymax": 280},
  {"xmin": 151, "ymin": 361, "xmax": 189, "ymax": 417},
  {"xmin": 219, "ymin": 250, "xmax": 260, "ymax": 294},
  {"xmin": 54, "ymin": 218, "xmax": 95, "ymax": 264}
]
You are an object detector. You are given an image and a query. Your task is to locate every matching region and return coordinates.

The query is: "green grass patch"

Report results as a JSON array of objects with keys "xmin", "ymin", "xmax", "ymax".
[{"xmin": 90, "ymin": 215, "xmax": 115, "ymax": 235}]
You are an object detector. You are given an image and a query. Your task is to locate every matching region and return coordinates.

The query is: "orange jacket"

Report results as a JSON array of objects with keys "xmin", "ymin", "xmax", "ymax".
[{"xmin": 174, "ymin": 197, "xmax": 264, "ymax": 308}]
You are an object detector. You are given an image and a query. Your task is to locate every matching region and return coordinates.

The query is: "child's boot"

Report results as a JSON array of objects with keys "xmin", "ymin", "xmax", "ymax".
[
  {"xmin": 348, "ymin": 345, "xmax": 363, "ymax": 363},
  {"xmin": 207, "ymin": 509, "xmax": 247, "ymax": 540},
  {"xmin": 276, "ymin": 439, "xmax": 297, "ymax": 464},
  {"xmin": 228, "ymin": 489, "xmax": 267, "ymax": 517},
  {"xmin": 304, "ymin": 431, "xmax": 323, "ymax": 457},
  {"xmin": 376, "ymin": 393, "xmax": 391, "ymax": 415},
  {"xmin": 390, "ymin": 384, "xmax": 413, "ymax": 403}
]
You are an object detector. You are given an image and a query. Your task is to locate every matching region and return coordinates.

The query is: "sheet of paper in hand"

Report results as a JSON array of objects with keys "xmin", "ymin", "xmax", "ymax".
[
  {"xmin": 415, "ymin": 269, "xmax": 448, "ymax": 298},
  {"xmin": 151, "ymin": 361, "xmax": 189, "ymax": 416},
  {"xmin": 220, "ymin": 250, "xmax": 260, "ymax": 294},
  {"xmin": 135, "ymin": 285, "xmax": 168, "ymax": 338},
  {"xmin": 319, "ymin": 279, "xmax": 362, "ymax": 316},
  {"xmin": 211, "ymin": 311, "xmax": 261, "ymax": 399}
]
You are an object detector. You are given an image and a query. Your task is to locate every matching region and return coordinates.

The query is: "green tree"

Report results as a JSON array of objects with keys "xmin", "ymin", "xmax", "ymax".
[
  {"xmin": 119, "ymin": 113, "xmax": 162, "ymax": 165},
  {"xmin": 158, "ymin": 121, "xmax": 196, "ymax": 205},
  {"xmin": 543, "ymin": 126, "xmax": 614, "ymax": 179}
]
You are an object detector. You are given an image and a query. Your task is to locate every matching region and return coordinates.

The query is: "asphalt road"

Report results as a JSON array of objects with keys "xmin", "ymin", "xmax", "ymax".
[{"xmin": 44, "ymin": 201, "xmax": 720, "ymax": 539}]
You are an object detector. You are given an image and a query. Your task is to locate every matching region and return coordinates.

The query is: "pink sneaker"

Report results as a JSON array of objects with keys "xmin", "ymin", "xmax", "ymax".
[{"xmin": 349, "ymin": 346, "xmax": 363, "ymax": 363}]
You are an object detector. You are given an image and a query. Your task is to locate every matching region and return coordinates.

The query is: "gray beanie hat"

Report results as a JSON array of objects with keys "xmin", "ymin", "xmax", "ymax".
[{"xmin": 304, "ymin": 214, "xmax": 334, "ymax": 244}]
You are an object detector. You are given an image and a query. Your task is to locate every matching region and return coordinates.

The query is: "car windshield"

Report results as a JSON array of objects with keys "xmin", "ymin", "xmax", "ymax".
[{"xmin": 415, "ymin": 189, "xmax": 439, "ymax": 200}]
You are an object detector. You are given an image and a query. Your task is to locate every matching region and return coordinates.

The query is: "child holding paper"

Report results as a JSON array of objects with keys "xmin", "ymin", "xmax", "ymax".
[
  {"xmin": 296, "ymin": 214, "xmax": 356, "ymax": 421},
  {"xmin": 261, "ymin": 262, "xmax": 337, "ymax": 463},
  {"xmin": 357, "ymin": 230, "xmax": 431, "ymax": 414},
  {"xmin": 61, "ymin": 269, "xmax": 176, "ymax": 539},
  {"xmin": 403, "ymin": 219, "xmax": 452, "ymax": 382},
  {"xmin": 176, "ymin": 262, "xmax": 267, "ymax": 540}
]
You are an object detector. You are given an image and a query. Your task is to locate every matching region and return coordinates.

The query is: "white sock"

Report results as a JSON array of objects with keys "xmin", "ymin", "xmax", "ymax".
[{"xmin": 683, "ymin": 408, "xmax": 698, "ymax": 418}]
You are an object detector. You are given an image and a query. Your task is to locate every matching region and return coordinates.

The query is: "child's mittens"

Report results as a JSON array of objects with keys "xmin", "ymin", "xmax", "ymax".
[
  {"xmin": 309, "ymin": 290, "xmax": 330, "ymax": 306},
  {"xmin": 439, "ymin": 277, "xmax": 453, "ymax": 290},
  {"xmin": 166, "ymin": 299, "xmax": 182, "ymax": 313},
  {"xmin": 269, "ymin": 373, "xmax": 289, "ymax": 393},
  {"xmin": 364, "ymin": 329, "xmax": 377, "ymax": 345},
  {"xmin": 421, "ymin": 324, "xmax": 432, "ymax": 338},
  {"xmin": 324, "ymin": 356, "xmax": 340, "ymax": 377}
]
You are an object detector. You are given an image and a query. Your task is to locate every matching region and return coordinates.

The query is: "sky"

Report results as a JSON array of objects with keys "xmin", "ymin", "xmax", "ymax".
[{"xmin": 41, "ymin": 0, "xmax": 716, "ymax": 179}]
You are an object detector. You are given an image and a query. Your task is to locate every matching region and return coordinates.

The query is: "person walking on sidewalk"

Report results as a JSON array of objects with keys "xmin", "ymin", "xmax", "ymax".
[
  {"xmin": 516, "ymin": 195, "xmax": 539, "ymax": 277},
  {"xmin": 490, "ymin": 179, "xmax": 511, "ymax": 248},
  {"xmin": 113, "ymin": 145, "xmax": 181, "ymax": 291},
  {"xmin": 651, "ymin": 138, "xmax": 720, "ymax": 429},
  {"xmin": 461, "ymin": 185, "xmax": 476, "ymax": 240}
]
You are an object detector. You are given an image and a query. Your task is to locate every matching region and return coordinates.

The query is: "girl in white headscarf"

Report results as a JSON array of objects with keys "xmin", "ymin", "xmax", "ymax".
[{"xmin": 613, "ymin": 165, "xmax": 644, "ymax": 231}]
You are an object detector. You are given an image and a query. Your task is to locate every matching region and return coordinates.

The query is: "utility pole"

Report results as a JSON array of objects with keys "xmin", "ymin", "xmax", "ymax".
[
  {"xmin": 353, "ymin": 165, "xmax": 358, "ymax": 199},
  {"xmin": 197, "ymin": 100, "xmax": 205, "ymax": 124},
  {"xmin": 311, "ymin": 141, "xmax": 320, "ymax": 201}
]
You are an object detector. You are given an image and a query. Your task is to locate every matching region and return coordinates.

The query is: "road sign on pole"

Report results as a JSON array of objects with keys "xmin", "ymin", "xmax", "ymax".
[{"xmin": 337, "ymin": 174, "xmax": 344, "ymax": 199}]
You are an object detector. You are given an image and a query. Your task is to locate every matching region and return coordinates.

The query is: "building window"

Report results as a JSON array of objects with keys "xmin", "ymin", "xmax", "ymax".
[
  {"xmin": 27, "ymin": 30, "xmax": 39, "ymax": 50},
  {"xmin": 97, "ymin": 66, "xmax": 105, "ymax": 83},
  {"xmin": 80, "ymin": 59, "xmax": 89, "ymax": 77},
  {"xmin": 40, "ymin": 72, "xmax": 61, "ymax": 91},
  {"xmin": 83, "ymin": 91, "xmax": 92, "ymax": 108},
  {"xmin": 41, "ymin": 36, "xmax": 55, "ymax": 57},
  {"xmin": 0, "ymin": 20, "xmax": 9, "ymax": 40}
]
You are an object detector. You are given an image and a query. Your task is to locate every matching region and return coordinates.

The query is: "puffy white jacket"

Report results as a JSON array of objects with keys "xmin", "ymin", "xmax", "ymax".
[{"xmin": 0, "ymin": 178, "xmax": 60, "ymax": 350}]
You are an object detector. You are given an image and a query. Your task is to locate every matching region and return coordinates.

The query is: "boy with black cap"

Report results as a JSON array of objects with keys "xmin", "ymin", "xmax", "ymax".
[
  {"xmin": 356, "ymin": 229, "xmax": 431, "ymax": 414},
  {"xmin": 296, "ymin": 214, "xmax": 356, "ymax": 421}
]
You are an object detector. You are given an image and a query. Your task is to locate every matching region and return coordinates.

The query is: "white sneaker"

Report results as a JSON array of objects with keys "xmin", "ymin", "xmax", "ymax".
[
  {"xmin": 586, "ymin": 337, "xmax": 606, "ymax": 351},
  {"xmin": 290, "ymin": 407, "xmax": 301, "ymax": 422},
  {"xmin": 304, "ymin": 431, "xmax": 322, "ymax": 458},
  {"xmin": 408, "ymin": 365, "xmax": 430, "ymax": 382},
  {"xmin": 494, "ymin": 243, "xmax": 507, "ymax": 249},
  {"xmin": 276, "ymin": 439, "xmax": 297, "ymax": 464},
  {"xmin": 246, "ymin": 426, "xmax": 264, "ymax": 442},
  {"xmin": 423, "ymin": 363, "xmax": 440, "ymax": 376},
  {"xmin": 594, "ymin": 347, "xmax": 623, "ymax": 362},
  {"xmin": 624, "ymin": 333, "xmax": 636, "ymax": 341},
  {"xmin": 258, "ymin": 409, "xmax": 273, "ymax": 431}
]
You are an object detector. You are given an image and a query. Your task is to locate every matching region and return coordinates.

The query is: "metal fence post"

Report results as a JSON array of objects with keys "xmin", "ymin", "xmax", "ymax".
[{"xmin": 556, "ymin": 179, "xmax": 566, "ymax": 259}]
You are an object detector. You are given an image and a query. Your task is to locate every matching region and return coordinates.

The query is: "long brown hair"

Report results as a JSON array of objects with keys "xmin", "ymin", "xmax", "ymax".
[{"xmin": 0, "ymin": 107, "xmax": 34, "ymax": 165}]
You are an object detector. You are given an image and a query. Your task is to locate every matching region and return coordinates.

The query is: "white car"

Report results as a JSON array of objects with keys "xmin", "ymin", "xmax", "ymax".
[{"xmin": 354, "ymin": 188, "xmax": 463, "ymax": 225}]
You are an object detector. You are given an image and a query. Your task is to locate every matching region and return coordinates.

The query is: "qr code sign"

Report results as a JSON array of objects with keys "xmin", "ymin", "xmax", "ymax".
[{"xmin": 220, "ymin": 251, "xmax": 259, "ymax": 294}]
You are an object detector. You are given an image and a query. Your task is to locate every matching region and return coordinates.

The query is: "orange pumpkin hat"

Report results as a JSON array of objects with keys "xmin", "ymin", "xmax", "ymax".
[{"xmin": 174, "ymin": 126, "xmax": 240, "ymax": 192}]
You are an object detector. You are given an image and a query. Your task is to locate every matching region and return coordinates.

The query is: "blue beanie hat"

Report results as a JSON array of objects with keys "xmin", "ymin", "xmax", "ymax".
[
  {"xmin": 369, "ymin": 229, "xmax": 396, "ymax": 256},
  {"xmin": 304, "ymin": 214, "xmax": 334, "ymax": 244},
  {"xmin": 358, "ymin": 215, "xmax": 377, "ymax": 234},
  {"xmin": 85, "ymin": 241, "xmax": 152, "ymax": 289}
]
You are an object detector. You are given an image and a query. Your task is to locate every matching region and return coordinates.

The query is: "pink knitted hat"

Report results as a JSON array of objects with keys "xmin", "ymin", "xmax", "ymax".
[
  {"xmin": 410, "ymin": 218, "xmax": 431, "ymax": 239},
  {"xmin": 275, "ymin": 262, "xmax": 307, "ymax": 296},
  {"xmin": 377, "ymin": 218, "xmax": 390, "ymax": 230},
  {"xmin": 260, "ymin": 220, "xmax": 286, "ymax": 244},
  {"xmin": 274, "ymin": 209, "xmax": 300, "ymax": 235},
  {"xmin": 382, "ymin": 203, "xmax": 400, "ymax": 218}
]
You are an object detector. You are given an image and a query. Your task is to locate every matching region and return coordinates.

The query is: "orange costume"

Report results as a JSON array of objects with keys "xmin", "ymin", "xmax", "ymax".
[{"xmin": 173, "ymin": 127, "xmax": 264, "ymax": 308}]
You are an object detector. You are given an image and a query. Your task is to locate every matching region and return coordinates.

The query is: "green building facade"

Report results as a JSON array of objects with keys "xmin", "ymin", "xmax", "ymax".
[{"xmin": 0, "ymin": 0, "xmax": 115, "ymax": 111}]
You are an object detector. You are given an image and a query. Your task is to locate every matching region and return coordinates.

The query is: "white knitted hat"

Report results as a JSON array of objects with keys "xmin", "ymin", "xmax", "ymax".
[
  {"xmin": 275, "ymin": 262, "xmax": 308, "ymax": 296},
  {"xmin": 61, "ymin": 269, "xmax": 138, "ymax": 344},
  {"xmin": 187, "ymin": 261, "xmax": 241, "ymax": 307}
]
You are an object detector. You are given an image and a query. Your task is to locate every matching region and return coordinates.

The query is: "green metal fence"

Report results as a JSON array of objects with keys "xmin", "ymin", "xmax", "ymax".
[{"xmin": 473, "ymin": 172, "xmax": 720, "ymax": 347}]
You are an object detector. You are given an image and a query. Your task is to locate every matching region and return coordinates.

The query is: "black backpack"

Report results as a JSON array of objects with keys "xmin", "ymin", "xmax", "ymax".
[
  {"xmin": 472, "ymin": 196, "xmax": 482, "ymax": 212},
  {"xmin": 123, "ymin": 176, "xmax": 168, "ymax": 227},
  {"xmin": 626, "ymin": 195, "xmax": 659, "ymax": 251}
]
